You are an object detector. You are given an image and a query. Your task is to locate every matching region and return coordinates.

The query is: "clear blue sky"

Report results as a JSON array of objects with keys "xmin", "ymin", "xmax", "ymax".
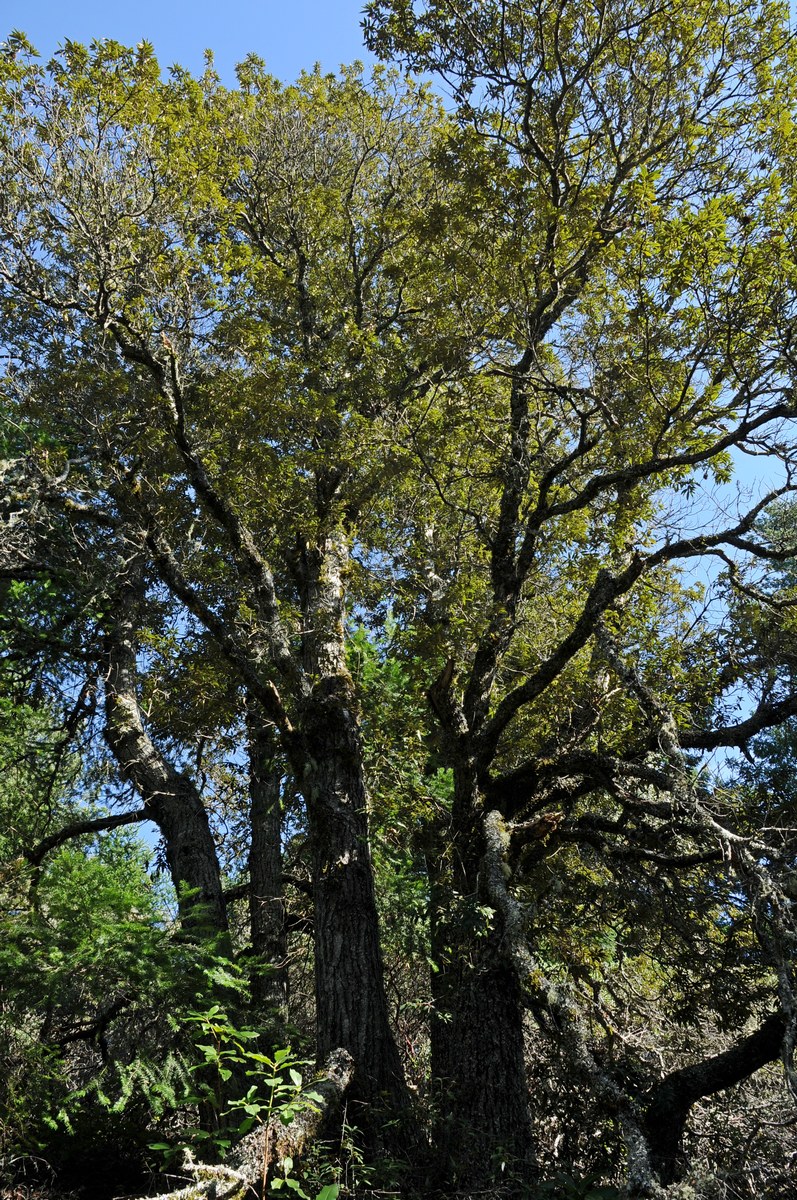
[{"xmin": 7, "ymin": 0, "xmax": 374, "ymax": 83}]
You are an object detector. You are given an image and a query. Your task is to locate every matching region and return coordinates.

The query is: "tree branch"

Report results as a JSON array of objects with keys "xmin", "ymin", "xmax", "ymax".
[
  {"xmin": 642, "ymin": 1012, "xmax": 788, "ymax": 1185},
  {"xmin": 25, "ymin": 807, "xmax": 149, "ymax": 868}
]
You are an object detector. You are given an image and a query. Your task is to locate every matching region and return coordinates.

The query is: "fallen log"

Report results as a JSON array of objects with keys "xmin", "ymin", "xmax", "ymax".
[{"xmin": 135, "ymin": 1048, "xmax": 355, "ymax": 1200}]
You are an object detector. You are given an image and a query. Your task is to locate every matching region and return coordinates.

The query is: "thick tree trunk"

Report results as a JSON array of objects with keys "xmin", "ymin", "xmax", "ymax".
[
  {"xmin": 247, "ymin": 709, "xmax": 288, "ymax": 1021},
  {"xmin": 302, "ymin": 671, "xmax": 412, "ymax": 1130},
  {"xmin": 295, "ymin": 528, "xmax": 414, "ymax": 1142},
  {"xmin": 642, "ymin": 1011, "xmax": 787, "ymax": 1185},
  {"xmin": 430, "ymin": 920, "xmax": 533, "ymax": 1185},
  {"xmin": 428, "ymin": 767, "xmax": 534, "ymax": 1189},
  {"xmin": 104, "ymin": 580, "xmax": 228, "ymax": 939}
]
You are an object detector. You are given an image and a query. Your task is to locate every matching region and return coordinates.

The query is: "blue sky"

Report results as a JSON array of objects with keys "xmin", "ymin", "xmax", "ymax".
[{"xmin": 7, "ymin": 0, "xmax": 374, "ymax": 83}]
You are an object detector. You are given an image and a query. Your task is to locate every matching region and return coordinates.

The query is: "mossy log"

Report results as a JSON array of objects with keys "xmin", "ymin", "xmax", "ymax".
[{"xmin": 137, "ymin": 1048, "xmax": 354, "ymax": 1200}]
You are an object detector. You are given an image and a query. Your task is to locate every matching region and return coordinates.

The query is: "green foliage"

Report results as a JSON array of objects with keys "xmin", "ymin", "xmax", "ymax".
[
  {"xmin": 0, "ymin": 860, "xmax": 174, "ymax": 1184},
  {"xmin": 147, "ymin": 1002, "xmax": 339, "ymax": 1200},
  {"xmin": 536, "ymin": 1172, "xmax": 623, "ymax": 1200},
  {"xmin": 0, "ymin": 704, "xmax": 213, "ymax": 1181},
  {"xmin": 0, "ymin": 829, "xmax": 176, "ymax": 1153},
  {"xmin": 188, "ymin": 1015, "xmax": 316, "ymax": 1143}
]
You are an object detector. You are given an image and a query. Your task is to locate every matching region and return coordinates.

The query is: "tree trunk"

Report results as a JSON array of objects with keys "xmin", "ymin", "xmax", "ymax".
[
  {"xmin": 247, "ymin": 708, "xmax": 288, "ymax": 1023},
  {"xmin": 429, "ymin": 918, "xmax": 533, "ymax": 1187},
  {"xmin": 427, "ymin": 766, "xmax": 534, "ymax": 1189},
  {"xmin": 301, "ymin": 671, "xmax": 412, "ymax": 1130},
  {"xmin": 104, "ymin": 578, "xmax": 228, "ymax": 940},
  {"xmin": 295, "ymin": 528, "xmax": 414, "ymax": 1143}
]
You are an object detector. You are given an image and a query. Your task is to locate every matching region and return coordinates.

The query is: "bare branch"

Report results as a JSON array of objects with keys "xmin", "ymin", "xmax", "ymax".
[{"xmin": 25, "ymin": 807, "xmax": 149, "ymax": 868}]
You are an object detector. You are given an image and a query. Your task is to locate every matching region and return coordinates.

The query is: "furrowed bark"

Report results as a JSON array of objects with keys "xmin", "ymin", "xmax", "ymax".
[
  {"xmin": 247, "ymin": 707, "xmax": 289, "ymax": 1022},
  {"xmin": 295, "ymin": 528, "xmax": 414, "ymax": 1140},
  {"xmin": 427, "ymin": 772, "xmax": 534, "ymax": 1189},
  {"xmin": 302, "ymin": 678, "xmax": 410, "ymax": 1119}
]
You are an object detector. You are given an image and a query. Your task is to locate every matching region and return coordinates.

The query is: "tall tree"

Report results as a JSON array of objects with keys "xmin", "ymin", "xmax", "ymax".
[
  {"xmin": 0, "ymin": 37, "xmax": 455, "ymax": 1132},
  {"xmin": 363, "ymin": 0, "xmax": 797, "ymax": 1188}
]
